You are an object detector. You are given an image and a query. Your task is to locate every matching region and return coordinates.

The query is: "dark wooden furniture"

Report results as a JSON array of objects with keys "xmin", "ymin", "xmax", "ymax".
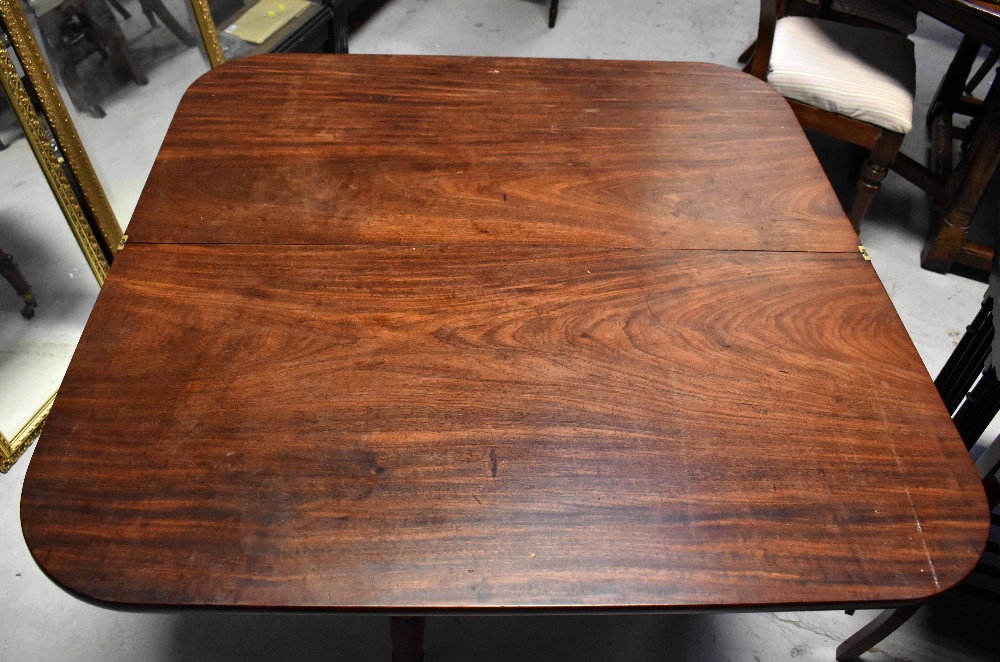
[
  {"xmin": 136, "ymin": 0, "xmax": 198, "ymax": 47},
  {"xmin": 322, "ymin": 0, "xmax": 372, "ymax": 54},
  {"xmin": 837, "ymin": 229, "xmax": 1000, "ymax": 659},
  {"xmin": 34, "ymin": 0, "xmax": 149, "ymax": 118},
  {"xmin": 0, "ymin": 245, "xmax": 37, "ymax": 319},
  {"xmin": 20, "ymin": 56, "xmax": 989, "ymax": 661},
  {"xmin": 738, "ymin": 1, "xmax": 918, "ymax": 71},
  {"xmin": 748, "ymin": 0, "xmax": 913, "ymax": 232},
  {"xmin": 215, "ymin": 1, "xmax": 337, "ymax": 58},
  {"xmin": 895, "ymin": 0, "xmax": 1000, "ymax": 273}
]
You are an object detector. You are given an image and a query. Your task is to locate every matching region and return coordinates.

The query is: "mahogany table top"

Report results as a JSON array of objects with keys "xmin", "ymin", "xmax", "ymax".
[
  {"xmin": 20, "ymin": 55, "xmax": 988, "ymax": 612},
  {"xmin": 907, "ymin": 0, "xmax": 1000, "ymax": 48}
]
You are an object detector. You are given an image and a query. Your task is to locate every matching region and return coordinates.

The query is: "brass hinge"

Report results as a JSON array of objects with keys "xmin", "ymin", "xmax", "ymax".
[
  {"xmin": 117, "ymin": 234, "xmax": 128, "ymax": 252},
  {"xmin": 858, "ymin": 245, "xmax": 871, "ymax": 261}
]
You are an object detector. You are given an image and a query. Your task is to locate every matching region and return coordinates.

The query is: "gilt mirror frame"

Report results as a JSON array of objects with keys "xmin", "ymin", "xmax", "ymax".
[
  {"xmin": 0, "ymin": 0, "xmax": 120, "ymax": 471},
  {"xmin": 189, "ymin": 0, "xmax": 226, "ymax": 68}
]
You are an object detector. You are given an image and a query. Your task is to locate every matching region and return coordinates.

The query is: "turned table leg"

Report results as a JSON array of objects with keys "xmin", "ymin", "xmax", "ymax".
[{"xmin": 389, "ymin": 616, "xmax": 425, "ymax": 662}]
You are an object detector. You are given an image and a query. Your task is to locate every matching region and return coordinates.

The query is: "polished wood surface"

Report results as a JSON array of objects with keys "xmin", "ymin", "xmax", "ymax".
[
  {"xmin": 128, "ymin": 56, "xmax": 853, "ymax": 252},
  {"xmin": 907, "ymin": 0, "xmax": 1000, "ymax": 46},
  {"xmin": 21, "ymin": 56, "xmax": 988, "ymax": 613}
]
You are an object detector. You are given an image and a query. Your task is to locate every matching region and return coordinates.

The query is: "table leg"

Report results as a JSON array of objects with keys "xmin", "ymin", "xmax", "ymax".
[
  {"xmin": 953, "ymin": 365, "xmax": 1000, "ymax": 448},
  {"xmin": 836, "ymin": 605, "xmax": 920, "ymax": 662},
  {"xmin": 921, "ymin": 69, "xmax": 1000, "ymax": 273},
  {"xmin": 389, "ymin": 616, "xmax": 425, "ymax": 662}
]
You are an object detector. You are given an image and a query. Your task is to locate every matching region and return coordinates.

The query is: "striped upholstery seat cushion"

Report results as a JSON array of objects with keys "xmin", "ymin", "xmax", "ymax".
[{"xmin": 768, "ymin": 17, "xmax": 916, "ymax": 134}]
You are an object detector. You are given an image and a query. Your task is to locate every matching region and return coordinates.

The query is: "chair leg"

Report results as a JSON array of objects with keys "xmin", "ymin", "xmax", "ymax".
[
  {"xmin": 966, "ymin": 49, "xmax": 1000, "ymax": 95},
  {"xmin": 849, "ymin": 130, "xmax": 905, "ymax": 232},
  {"xmin": 549, "ymin": 0, "xmax": 558, "ymax": 28},
  {"xmin": 0, "ymin": 246, "xmax": 38, "ymax": 319},
  {"xmin": 927, "ymin": 35, "xmax": 982, "ymax": 129},
  {"xmin": 836, "ymin": 605, "xmax": 920, "ymax": 661},
  {"xmin": 106, "ymin": 0, "xmax": 131, "ymax": 20},
  {"xmin": 935, "ymin": 295, "xmax": 995, "ymax": 412},
  {"xmin": 332, "ymin": 4, "xmax": 349, "ymax": 53},
  {"xmin": 953, "ymin": 365, "xmax": 1000, "ymax": 449},
  {"xmin": 737, "ymin": 40, "xmax": 757, "ymax": 65}
]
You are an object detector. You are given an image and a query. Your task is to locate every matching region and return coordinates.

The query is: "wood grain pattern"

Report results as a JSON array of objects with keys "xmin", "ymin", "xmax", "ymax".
[
  {"xmin": 128, "ymin": 55, "xmax": 856, "ymax": 252},
  {"xmin": 20, "ymin": 56, "xmax": 987, "ymax": 614},
  {"xmin": 22, "ymin": 244, "xmax": 986, "ymax": 609}
]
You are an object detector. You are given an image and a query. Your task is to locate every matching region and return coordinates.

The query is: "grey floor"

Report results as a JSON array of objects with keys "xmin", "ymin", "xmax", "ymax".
[{"xmin": 2, "ymin": 1, "xmax": 1000, "ymax": 660}]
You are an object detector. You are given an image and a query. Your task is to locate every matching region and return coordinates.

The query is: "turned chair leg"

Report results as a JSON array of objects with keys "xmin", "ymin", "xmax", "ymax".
[
  {"xmin": 850, "ymin": 130, "xmax": 905, "ymax": 233},
  {"xmin": 836, "ymin": 605, "xmax": 920, "ymax": 661},
  {"xmin": 737, "ymin": 40, "xmax": 757, "ymax": 65},
  {"xmin": 0, "ymin": 246, "xmax": 37, "ymax": 319}
]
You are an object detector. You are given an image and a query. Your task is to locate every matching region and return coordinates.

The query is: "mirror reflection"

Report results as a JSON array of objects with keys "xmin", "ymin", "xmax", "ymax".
[
  {"xmin": 23, "ymin": 0, "xmax": 210, "ymax": 223},
  {"xmin": 0, "ymin": 108, "xmax": 99, "ymax": 470}
]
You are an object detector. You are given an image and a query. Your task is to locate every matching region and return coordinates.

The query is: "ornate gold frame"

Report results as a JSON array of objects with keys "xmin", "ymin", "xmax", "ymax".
[
  {"xmin": 1, "ymin": 1, "xmax": 116, "ymax": 472},
  {"xmin": 0, "ymin": 394, "xmax": 54, "ymax": 473},
  {"xmin": 189, "ymin": 0, "xmax": 226, "ymax": 68},
  {"xmin": 0, "ymin": 0, "xmax": 121, "ymax": 261}
]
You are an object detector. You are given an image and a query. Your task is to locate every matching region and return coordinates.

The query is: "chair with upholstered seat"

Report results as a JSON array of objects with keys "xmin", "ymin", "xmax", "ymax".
[
  {"xmin": 748, "ymin": 0, "xmax": 916, "ymax": 232},
  {"xmin": 739, "ymin": 1, "xmax": 917, "ymax": 67}
]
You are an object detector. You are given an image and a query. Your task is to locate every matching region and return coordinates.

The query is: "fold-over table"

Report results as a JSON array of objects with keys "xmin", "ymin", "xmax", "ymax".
[{"xmin": 20, "ymin": 55, "xmax": 989, "ymax": 660}]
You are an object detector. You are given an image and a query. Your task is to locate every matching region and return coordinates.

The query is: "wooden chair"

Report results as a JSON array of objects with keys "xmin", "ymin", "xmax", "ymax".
[
  {"xmin": 738, "ymin": 1, "xmax": 917, "ymax": 67},
  {"xmin": 748, "ymin": 0, "xmax": 916, "ymax": 232},
  {"xmin": 926, "ymin": 35, "xmax": 997, "ymax": 161},
  {"xmin": 32, "ymin": 0, "xmax": 149, "ymax": 118}
]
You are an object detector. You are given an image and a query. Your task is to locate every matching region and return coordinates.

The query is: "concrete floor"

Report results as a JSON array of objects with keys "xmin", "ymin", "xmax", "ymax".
[{"xmin": 2, "ymin": 0, "xmax": 1000, "ymax": 660}]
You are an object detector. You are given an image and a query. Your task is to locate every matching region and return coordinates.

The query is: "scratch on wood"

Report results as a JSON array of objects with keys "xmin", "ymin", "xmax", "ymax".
[{"xmin": 490, "ymin": 449, "xmax": 498, "ymax": 478}]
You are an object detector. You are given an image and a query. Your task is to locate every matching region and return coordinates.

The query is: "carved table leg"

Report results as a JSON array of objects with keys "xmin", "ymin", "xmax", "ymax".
[
  {"xmin": 389, "ymin": 616, "xmax": 425, "ymax": 662},
  {"xmin": 0, "ymin": 246, "xmax": 37, "ymax": 319}
]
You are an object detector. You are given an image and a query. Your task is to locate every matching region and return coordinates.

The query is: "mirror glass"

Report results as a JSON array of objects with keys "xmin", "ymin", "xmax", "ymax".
[
  {"xmin": 23, "ymin": 0, "xmax": 210, "ymax": 226},
  {"xmin": 200, "ymin": 0, "xmax": 334, "ymax": 62},
  {"xmin": 1, "ymin": 36, "xmax": 99, "ymax": 468}
]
